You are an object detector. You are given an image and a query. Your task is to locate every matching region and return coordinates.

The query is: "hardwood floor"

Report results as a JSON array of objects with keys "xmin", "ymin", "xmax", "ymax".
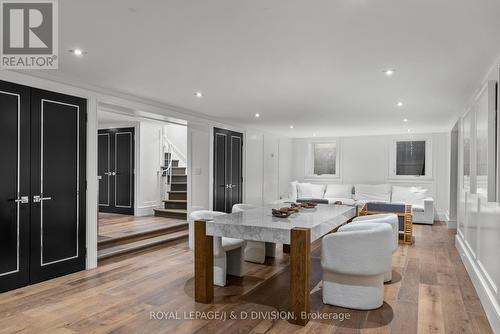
[
  {"xmin": 0, "ymin": 222, "xmax": 492, "ymax": 333},
  {"xmin": 98, "ymin": 213, "xmax": 186, "ymax": 241}
]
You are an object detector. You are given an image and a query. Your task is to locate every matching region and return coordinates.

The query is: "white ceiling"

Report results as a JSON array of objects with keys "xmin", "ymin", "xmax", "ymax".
[{"xmin": 33, "ymin": 0, "xmax": 500, "ymax": 137}]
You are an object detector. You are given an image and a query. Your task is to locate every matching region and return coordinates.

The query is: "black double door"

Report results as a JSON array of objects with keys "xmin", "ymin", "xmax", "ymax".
[
  {"xmin": 98, "ymin": 128, "xmax": 134, "ymax": 215},
  {"xmin": 213, "ymin": 128, "xmax": 243, "ymax": 213},
  {"xmin": 0, "ymin": 80, "xmax": 86, "ymax": 293}
]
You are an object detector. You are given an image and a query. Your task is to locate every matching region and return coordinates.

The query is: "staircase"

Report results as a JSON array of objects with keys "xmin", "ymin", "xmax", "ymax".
[{"xmin": 154, "ymin": 154, "xmax": 188, "ymax": 220}]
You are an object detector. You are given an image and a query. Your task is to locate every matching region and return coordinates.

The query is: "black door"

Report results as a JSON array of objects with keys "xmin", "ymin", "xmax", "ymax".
[
  {"xmin": 213, "ymin": 128, "xmax": 243, "ymax": 213},
  {"xmin": 0, "ymin": 80, "xmax": 86, "ymax": 292},
  {"xmin": 98, "ymin": 128, "xmax": 134, "ymax": 215},
  {"xmin": 29, "ymin": 89, "xmax": 87, "ymax": 283},
  {"xmin": 0, "ymin": 81, "xmax": 31, "ymax": 292}
]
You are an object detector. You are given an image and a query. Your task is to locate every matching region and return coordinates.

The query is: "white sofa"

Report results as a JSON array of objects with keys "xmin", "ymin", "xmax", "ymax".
[{"xmin": 285, "ymin": 182, "xmax": 435, "ymax": 224}]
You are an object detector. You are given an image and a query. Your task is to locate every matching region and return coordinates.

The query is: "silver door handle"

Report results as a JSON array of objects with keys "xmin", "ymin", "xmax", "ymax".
[
  {"xmin": 33, "ymin": 195, "xmax": 52, "ymax": 203},
  {"xmin": 112, "ymin": 171, "xmax": 116, "ymax": 176},
  {"xmin": 14, "ymin": 196, "xmax": 29, "ymax": 204},
  {"xmin": 104, "ymin": 172, "xmax": 112, "ymax": 176}
]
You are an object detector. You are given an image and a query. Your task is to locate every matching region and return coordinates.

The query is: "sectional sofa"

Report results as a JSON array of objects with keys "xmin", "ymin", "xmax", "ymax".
[{"xmin": 285, "ymin": 182, "xmax": 435, "ymax": 225}]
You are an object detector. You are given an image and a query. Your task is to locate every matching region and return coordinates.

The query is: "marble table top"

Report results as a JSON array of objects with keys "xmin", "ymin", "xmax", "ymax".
[{"xmin": 206, "ymin": 204, "xmax": 357, "ymax": 244}]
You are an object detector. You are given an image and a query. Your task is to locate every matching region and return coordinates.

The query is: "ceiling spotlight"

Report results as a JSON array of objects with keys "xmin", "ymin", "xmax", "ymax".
[
  {"xmin": 397, "ymin": 101, "xmax": 403, "ymax": 107},
  {"xmin": 195, "ymin": 91, "xmax": 203, "ymax": 98},
  {"xmin": 68, "ymin": 48, "xmax": 85, "ymax": 56},
  {"xmin": 290, "ymin": 125, "xmax": 294, "ymax": 129},
  {"xmin": 407, "ymin": 129, "xmax": 411, "ymax": 133},
  {"xmin": 383, "ymin": 69, "xmax": 395, "ymax": 76},
  {"xmin": 403, "ymin": 118, "xmax": 408, "ymax": 122},
  {"xmin": 255, "ymin": 113, "xmax": 260, "ymax": 118},
  {"xmin": 313, "ymin": 133, "xmax": 316, "ymax": 137}
]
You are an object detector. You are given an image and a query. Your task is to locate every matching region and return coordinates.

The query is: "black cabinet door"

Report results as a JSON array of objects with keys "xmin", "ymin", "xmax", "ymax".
[
  {"xmin": 0, "ymin": 81, "xmax": 30, "ymax": 293},
  {"xmin": 29, "ymin": 89, "xmax": 86, "ymax": 283},
  {"xmin": 98, "ymin": 128, "xmax": 134, "ymax": 215},
  {"xmin": 213, "ymin": 128, "xmax": 243, "ymax": 213}
]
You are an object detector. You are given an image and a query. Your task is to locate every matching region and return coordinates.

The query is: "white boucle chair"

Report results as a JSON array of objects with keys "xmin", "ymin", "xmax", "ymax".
[
  {"xmin": 188, "ymin": 210, "xmax": 245, "ymax": 287},
  {"xmin": 352, "ymin": 214, "xmax": 399, "ymax": 282},
  {"xmin": 232, "ymin": 204, "xmax": 276, "ymax": 263},
  {"xmin": 321, "ymin": 223, "xmax": 393, "ymax": 310}
]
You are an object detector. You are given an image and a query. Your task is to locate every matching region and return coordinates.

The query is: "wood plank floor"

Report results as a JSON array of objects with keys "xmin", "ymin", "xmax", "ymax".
[
  {"xmin": 0, "ymin": 222, "xmax": 492, "ymax": 333},
  {"xmin": 98, "ymin": 213, "xmax": 186, "ymax": 241}
]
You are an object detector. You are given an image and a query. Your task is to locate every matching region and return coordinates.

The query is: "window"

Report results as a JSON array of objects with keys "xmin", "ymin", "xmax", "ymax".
[
  {"xmin": 396, "ymin": 141, "xmax": 426, "ymax": 176},
  {"xmin": 307, "ymin": 141, "xmax": 340, "ymax": 178},
  {"xmin": 389, "ymin": 137, "xmax": 431, "ymax": 179}
]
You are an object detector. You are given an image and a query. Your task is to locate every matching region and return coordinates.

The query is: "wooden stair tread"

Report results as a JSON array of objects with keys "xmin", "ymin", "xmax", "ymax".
[
  {"xmin": 168, "ymin": 191, "xmax": 187, "ymax": 193},
  {"xmin": 98, "ymin": 230, "xmax": 188, "ymax": 260},
  {"xmin": 163, "ymin": 199, "xmax": 187, "ymax": 203},
  {"xmin": 98, "ymin": 221, "xmax": 187, "ymax": 248},
  {"xmin": 154, "ymin": 208, "xmax": 187, "ymax": 214}
]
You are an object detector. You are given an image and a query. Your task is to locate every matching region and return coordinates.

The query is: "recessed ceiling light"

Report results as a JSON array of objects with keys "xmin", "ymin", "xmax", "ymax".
[
  {"xmin": 290, "ymin": 125, "xmax": 294, "ymax": 129},
  {"xmin": 403, "ymin": 118, "xmax": 408, "ymax": 122},
  {"xmin": 313, "ymin": 133, "xmax": 316, "ymax": 137},
  {"xmin": 68, "ymin": 48, "xmax": 85, "ymax": 56},
  {"xmin": 407, "ymin": 129, "xmax": 411, "ymax": 133},
  {"xmin": 397, "ymin": 101, "xmax": 404, "ymax": 107},
  {"xmin": 195, "ymin": 91, "xmax": 203, "ymax": 98},
  {"xmin": 383, "ymin": 69, "xmax": 395, "ymax": 76},
  {"xmin": 255, "ymin": 113, "xmax": 260, "ymax": 118}
]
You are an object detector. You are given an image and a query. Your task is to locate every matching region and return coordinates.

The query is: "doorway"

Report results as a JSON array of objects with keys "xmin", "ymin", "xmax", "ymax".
[
  {"xmin": 0, "ymin": 80, "xmax": 86, "ymax": 293},
  {"xmin": 98, "ymin": 127, "xmax": 135, "ymax": 215},
  {"xmin": 213, "ymin": 127, "xmax": 243, "ymax": 213},
  {"xmin": 96, "ymin": 108, "xmax": 189, "ymax": 261}
]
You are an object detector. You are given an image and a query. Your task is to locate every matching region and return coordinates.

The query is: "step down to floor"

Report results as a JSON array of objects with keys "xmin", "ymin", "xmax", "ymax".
[
  {"xmin": 98, "ymin": 230, "xmax": 188, "ymax": 261},
  {"xmin": 98, "ymin": 221, "xmax": 188, "ymax": 250},
  {"xmin": 154, "ymin": 208, "xmax": 187, "ymax": 219}
]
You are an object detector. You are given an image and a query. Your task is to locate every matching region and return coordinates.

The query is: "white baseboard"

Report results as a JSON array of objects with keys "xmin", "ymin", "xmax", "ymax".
[
  {"xmin": 136, "ymin": 204, "xmax": 159, "ymax": 216},
  {"xmin": 456, "ymin": 235, "xmax": 500, "ymax": 333},
  {"xmin": 446, "ymin": 219, "xmax": 457, "ymax": 229}
]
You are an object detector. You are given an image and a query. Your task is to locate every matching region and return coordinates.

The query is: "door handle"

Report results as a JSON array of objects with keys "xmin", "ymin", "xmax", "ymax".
[
  {"xmin": 14, "ymin": 196, "xmax": 29, "ymax": 204},
  {"xmin": 104, "ymin": 172, "xmax": 112, "ymax": 176},
  {"xmin": 33, "ymin": 195, "xmax": 52, "ymax": 203}
]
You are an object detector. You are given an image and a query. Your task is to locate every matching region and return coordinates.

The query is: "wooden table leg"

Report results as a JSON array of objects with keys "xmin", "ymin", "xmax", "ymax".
[
  {"xmin": 194, "ymin": 220, "xmax": 213, "ymax": 303},
  {"xmin": 289, "ymin": 227, "xmax": 310, "ymax": 326}
]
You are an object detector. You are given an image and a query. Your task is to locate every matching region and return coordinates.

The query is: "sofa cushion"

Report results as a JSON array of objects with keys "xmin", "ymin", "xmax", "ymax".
[
  {"xmin": 297, "ymin": 183, "xmax": 326, "ymax": 198},
  {"xmin": 354, "ymin": 184, "xmax": 391, "ymax": 202},
  {"xmin": 324, "ymin": 197, "xmax": 356, "ymax": 205},
  {"xmin": 324, "ymin": 184, "xmax": 353, "ymax": 199},
  {"xmin": 392, "ymin": 186, "xmax": 428, "ymax": 207}
]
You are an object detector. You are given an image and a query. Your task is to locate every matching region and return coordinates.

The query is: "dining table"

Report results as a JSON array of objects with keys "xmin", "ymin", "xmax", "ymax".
[{"xmin": 193, "ymin": 203, "xmax": 357, "ymax": 326}]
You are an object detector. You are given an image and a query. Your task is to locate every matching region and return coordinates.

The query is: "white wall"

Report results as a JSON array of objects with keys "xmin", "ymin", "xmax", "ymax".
[
  {"xmin": 136, "ymin": 121, "xmax": 163, "ymax": 216},
  {"xmin": 187, "ymin": 123, "xmax": 210, "ymax": 213},
  {"xmin": 456, "ymin": 59, "xmax": 500, "ymax": 332},
  {"xmin": 164, "ymin": 123, "xmax": 187, "ymax": 166},
  {"xmin": 291, "ymin": 133, "xmax": 451, "ymax": 219}
]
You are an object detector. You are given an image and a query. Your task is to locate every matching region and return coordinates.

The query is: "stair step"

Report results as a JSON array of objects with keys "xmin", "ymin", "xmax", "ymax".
[
  {"xmin": 98, "ymin": 230, "xmax": 188, "ymax": 261},
  {"xmin": 172, "ymin": 167, "xmax": 186, "ymax": 175},
  {"xmin": 171, "ymin": 160, "xmax": 179, "ymax": 167},
  {"xmin": 163, "ymin": 199, "xmax": 187, "ymax": 203},
  {"xmin": 168, "ymin": 191, "xmax": 187, "ymax": 200},
  {"xmin": 170, "ymin": 183, "xmax": 187, "ymax": 191},
  {"xmin": 163, "ymin": 199, "xmax": 187, "ymax": 210},
  {"xmin": 98, "ymin": 222, "xmax": 188, "ymax": 250},
  {"xmin": 154, "ymin": 208, "xmax": 187, "ymax": 219}
]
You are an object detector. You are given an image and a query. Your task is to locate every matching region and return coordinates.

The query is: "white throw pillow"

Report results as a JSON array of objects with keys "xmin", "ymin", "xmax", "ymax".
[
  {"xmin": 324, "ymin": 184, "xmax": 353, "ymax": 199},
  {"xmin": 354, "ymin": 184, "xmax": 391, "ymax": 202},
  {"xmin": 297, "ymin": 183, "xmax": 326, "ymax": 198},
  {"xmin": 392, "ymin": 186, "xmax": 428, "ymax": 206},
  {"xmin": 289, "ymin": 180, "xmax": 299, "ymax": 199}
]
